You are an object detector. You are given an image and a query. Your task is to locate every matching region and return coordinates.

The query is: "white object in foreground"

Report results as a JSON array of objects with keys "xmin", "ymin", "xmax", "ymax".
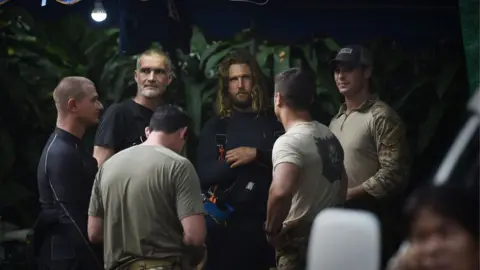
[{"xmin": 307, "ymin": 208, "xmax": 381, "ymax": 270}]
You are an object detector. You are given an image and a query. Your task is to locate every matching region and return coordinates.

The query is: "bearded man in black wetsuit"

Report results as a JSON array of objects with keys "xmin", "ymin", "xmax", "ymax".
[
  {"xmin": 93, "ymin": 49, "xmax": 173, "ymax": 167},
  {"xmin": 196, "ymin": 49, "xmax": 284, "ymax": 270}
]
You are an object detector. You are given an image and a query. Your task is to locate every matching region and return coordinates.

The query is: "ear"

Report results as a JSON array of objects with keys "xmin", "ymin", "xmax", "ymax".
[
  {"xmin": 363, "ymin": 66, "xmax": 372, "ymax": 79},
  {"xmin": 167, "ymin": 73, "xmax": 173, "ymax": 86},
  {"xmin": 179, "ymin": 126, "xmax": 188, "ymax": 139},
  {"xmin": 134, "ymin": 70, "xmax": 140, "ymax": 85},
  {"xmin": 145, "ymin": 126, "xmax": 151, "ymax": 138},
  {"xmin": 274, "ymin": 92, "xmax": 282, "ymax": 107},
  {"xmin": 67, "ymin": 98, "xmax": 78, "ymax": 112}
]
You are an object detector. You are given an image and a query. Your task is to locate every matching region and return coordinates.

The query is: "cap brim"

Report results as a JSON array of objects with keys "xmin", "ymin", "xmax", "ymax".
[{"xmin": 328, "ymin": 59, "xmax": 361, "ymax": 70}]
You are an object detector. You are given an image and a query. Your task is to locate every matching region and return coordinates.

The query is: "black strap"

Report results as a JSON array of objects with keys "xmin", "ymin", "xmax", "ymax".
[
  {"xmin": 206, "ymin": 117, "xmax": 230, "ymax": 203},
  {"xmin": 214, "ymin": 118, "xmax": 228, "ymax": 161}
]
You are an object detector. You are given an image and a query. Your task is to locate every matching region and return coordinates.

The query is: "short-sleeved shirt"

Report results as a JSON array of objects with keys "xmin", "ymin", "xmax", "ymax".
[
  {"xmin": 94, "ymin": 99, "xmax": 153, "ymax": 153},
  {"xmin": 272, "ymin": 121, "xmax": 344, "ymax": 231},
  {"xmin": 88, "ymin": 145, "xmax": 204, "ymax": 270},
  {"xmin": 329, "ymin": 98, "xmax": 409, "ymax": 198}
]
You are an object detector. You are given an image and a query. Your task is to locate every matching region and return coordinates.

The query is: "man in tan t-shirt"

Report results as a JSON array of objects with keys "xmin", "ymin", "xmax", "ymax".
[
  {"xmin": 87, "ymin": 105, "xmax": 206, "ymax": 270},
  {"xmin": 265, "ymin": 68, "xmax": 347, "ymax": 270}
]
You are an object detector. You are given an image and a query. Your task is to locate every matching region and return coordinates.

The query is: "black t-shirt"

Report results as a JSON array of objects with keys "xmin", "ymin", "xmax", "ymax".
[{"xmin": 94, "ymin": 99, "xmax": 153, "ymax": 153}]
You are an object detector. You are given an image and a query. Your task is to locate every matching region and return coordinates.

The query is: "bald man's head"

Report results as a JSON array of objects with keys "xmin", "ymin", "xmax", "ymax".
[
  {"xmin": 53, "ymin": 76, "xmax": 94, "ymax": 111},
  {"xmin": 53, "ymin": 76, "xmax": 103, "ymax": 125}
]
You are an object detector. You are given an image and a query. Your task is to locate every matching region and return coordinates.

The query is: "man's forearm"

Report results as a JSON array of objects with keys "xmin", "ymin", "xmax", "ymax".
[
  {"xmin": 265, "ymin": 193, "xmax": 292, "ymax": 234},
  {"xmin": 347, "ymin": 185, "xmax": 367, "ymax": 200}
]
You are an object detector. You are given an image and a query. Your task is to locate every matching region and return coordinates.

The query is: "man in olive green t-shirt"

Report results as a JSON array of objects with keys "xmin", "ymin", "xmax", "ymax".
[{"xmin": 87, "ymin": 105, "xmax": 206, "ymax": 270}]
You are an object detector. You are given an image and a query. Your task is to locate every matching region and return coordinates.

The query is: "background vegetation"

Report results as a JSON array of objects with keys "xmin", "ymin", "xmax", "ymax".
[{"xmin": 0, "ymin": 7, "xmax": 470, "ymax": 227}]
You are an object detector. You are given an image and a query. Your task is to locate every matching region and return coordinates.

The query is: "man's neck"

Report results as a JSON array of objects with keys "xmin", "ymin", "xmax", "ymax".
[
  {"xmin": 233, "ymin": 105, "xmax": 254, "ymax": 112},
  {"xmin": 56, "ymin": 117, "xmax": 85, "ymax": 139},
  {"xmin": 142, "ymin": 133, "xmax": 176, "ymax": 152},
  {"xmin": 344, "ymin": 88, "xmax": 372, "ymax": 112},
  {"xmin": 133, "ymin": 95, "xmax": 163, "ymax": 111},
  {"xmin": 281, "ymin": 110, "xmax": 312, "ymax": 132}
]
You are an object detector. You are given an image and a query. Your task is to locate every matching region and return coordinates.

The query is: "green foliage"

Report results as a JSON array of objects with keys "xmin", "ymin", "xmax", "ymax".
[
  {"xmin": 0, "ymin": 8, "xmax": 135, "ymax": 225},
  {"xmin": 0, "ymin": 7, "xmax": 467, "ymax": 226}
]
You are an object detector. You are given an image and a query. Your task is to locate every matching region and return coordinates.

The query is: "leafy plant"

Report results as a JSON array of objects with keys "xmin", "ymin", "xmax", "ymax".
[
  {"xmin": 0, "ymin": 8, "xmax": 135, "ymax": 226},
  {"xmin": 0, "ymin": 7, "xmax": 468, "ymax": 227}
]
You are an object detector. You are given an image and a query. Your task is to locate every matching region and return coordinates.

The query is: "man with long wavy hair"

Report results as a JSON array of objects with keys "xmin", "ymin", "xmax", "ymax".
[{"xmin": 196, "ymin": 49, "xmax": 284, "ymax": 270}]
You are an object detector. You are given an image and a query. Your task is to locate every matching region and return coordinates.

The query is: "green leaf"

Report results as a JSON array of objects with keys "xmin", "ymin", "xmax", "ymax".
[
  {"xmin": 273, "ymin": 46, "xmax": 291, "ymax": 75},
  {"xmin": 323, "ymin": 38, "xmax": 341, "ymax": 52},
  {"xmin": 203, "ymin": 41, "xmax": 255, "ymax": 79},
  {"xmin": 190, "ymin": 26, "xmax": 208, "ymax": 55},
  {"xmin": 199, "ymin": 41, "xmax": 226, "ymax": 69},
  {"xmin": 299, "ymin": 45, "xmax": 318, "ymax": 73},
  {"xmin": 256, "ymin": 44, "xmax": 274, "ymax": 77}
]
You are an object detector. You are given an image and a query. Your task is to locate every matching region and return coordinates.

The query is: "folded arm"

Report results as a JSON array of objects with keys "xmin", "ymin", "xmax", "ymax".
[{"xmin": 195, "ymin": 118, "xmax": 236, "ymax": 189}]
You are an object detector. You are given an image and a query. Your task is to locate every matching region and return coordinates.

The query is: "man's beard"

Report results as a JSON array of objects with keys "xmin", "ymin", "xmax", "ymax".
[
  {"xmin": 233, "ymin": 98, "xmax": 252, "ymax": 109},
  {"xmin": 141, "ymin": 87, "xmax": 164, "ymax": 98},
  {"xmin": 231, "ymin": 92, "xmax": 252, "ymax": 110}
]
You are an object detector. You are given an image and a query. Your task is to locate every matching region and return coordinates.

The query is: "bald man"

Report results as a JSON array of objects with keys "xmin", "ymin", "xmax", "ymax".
[{"xmin": 35, "ymin": 77, "xmax": 104, "ymax": 270}]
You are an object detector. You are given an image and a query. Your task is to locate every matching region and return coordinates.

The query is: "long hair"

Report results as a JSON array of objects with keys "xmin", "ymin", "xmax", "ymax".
[{"xmin": 216, "ymin": 49, "xmax": 270, "ymax": 118}]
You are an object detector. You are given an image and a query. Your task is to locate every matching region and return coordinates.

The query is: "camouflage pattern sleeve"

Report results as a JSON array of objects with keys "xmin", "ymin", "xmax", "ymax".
[{"xmin": 362, "ymin": 102, "xmax": 410, "ymax": 198}]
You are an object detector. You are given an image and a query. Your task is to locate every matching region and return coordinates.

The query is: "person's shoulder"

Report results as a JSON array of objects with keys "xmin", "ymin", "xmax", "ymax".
[
  {"xmin": 369, "ymin": 100, "xmax": 401, "ymax": 121},
  {"xmin": 46, "ymin": 138, "xmax": 77, "ymax": 158},
  {"xmin": 103, "ymin": 99, "xmax": 135, "ymax": 116},
  {"xmin": 273, "ymin": 132, "xmax": 297, "ymax": 150},
  {"xmin": 201, "ymin": 115, "xmax": 225, "ymax": 132},
  {"xmin": 312, "ymin": 121, "xmax": 336, "ymax": 138}
]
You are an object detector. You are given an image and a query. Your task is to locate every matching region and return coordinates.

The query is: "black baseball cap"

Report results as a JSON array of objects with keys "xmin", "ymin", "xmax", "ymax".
[{"xmin": 329, "ymin": 45, "xmax": 373, "ymax": 69}]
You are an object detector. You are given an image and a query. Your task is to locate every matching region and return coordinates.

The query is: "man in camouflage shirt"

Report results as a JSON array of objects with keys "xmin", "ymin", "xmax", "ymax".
[{"xmin": 328, "ymin": 45, "xmax": 410, "ymax": 266}]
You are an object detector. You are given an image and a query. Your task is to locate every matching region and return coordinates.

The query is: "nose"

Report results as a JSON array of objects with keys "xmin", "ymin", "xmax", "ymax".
[
  {"xmin": 147, "ymin": 71, "xmax": 156, "ymax": 81},
  {"xmin": 337, "ymin": 70, "xmax": 346, "ymax": 80},
  {"xmin": 237, "ymin": 78, "xmax": 244, "ymax": 88},
  {"xmin": 97, "ymin": 100, "xmax": 104, "ymax": 111},
  {"xmin": 422, "ymin": 236, "xmax": 443, "ymax": 257}
]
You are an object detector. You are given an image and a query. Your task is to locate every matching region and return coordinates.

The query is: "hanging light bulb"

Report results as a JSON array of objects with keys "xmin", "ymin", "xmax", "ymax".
[{"xmin": 91, "ymin": 1, "xmax": 107, "ymax": 22}]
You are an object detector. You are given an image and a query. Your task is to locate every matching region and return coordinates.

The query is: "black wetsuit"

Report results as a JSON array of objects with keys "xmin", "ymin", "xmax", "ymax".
[
  {"xmin": 94, "ymin": 99, "xmax": 153, "ymax": 153},
  {"xmin": 35, "ymin": 128, "xmax": 102, "ymax": 270},
  {"xmin": 196, "ymin": 110, "xmax": 284, "ymax": 270}
]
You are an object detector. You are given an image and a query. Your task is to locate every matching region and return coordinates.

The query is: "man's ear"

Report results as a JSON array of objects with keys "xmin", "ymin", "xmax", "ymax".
[
  {"xmin": 167, "ymin": 73, "xmax": 173, "ymax": 86},
  {"xmin": 275, "ymin": 92, "xmax": 283, "ymax": 107},
  {"xmin": 134, "ymin": 70, "xmax": 140, "ymax": 85},
  {"xmin": 180, "ymin": 126, "xmax": 188, "ymax": 139},
  {"xmin": 67, "ymin": 98, "xmax": 78, "ymax": 112},
  {"xmin": 145, "ymin": 126, "xmax": 151, "ymax": 138}
]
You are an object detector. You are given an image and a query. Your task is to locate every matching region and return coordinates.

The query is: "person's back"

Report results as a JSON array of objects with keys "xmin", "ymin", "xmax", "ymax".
[
  {"xmin": 266, "ymin": 68, "xmax": 346, "ymax": 270},
  {"xmin": 98, "ymin": 145, "xmax": 199, "ymax": 268},
  {"xmin": 275, "ymin": 120, "xmax": 344, "ymax": 229},
  {"xmin": 88, "ymin": 104, "xmax": 206, "ymax": 270}
]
